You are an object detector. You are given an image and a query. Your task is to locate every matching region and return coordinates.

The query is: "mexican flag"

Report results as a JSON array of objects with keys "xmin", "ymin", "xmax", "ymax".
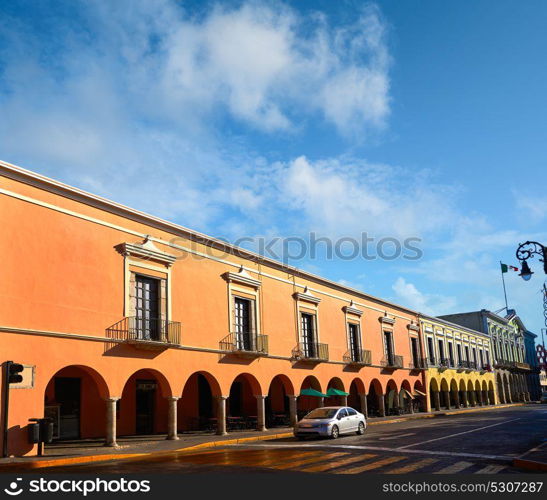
[{"xmin": 501, "ymin": 262, "xmax": 519, "ymax": 273}]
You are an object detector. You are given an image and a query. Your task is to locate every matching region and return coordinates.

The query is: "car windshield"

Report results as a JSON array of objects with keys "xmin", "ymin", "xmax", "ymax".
[{"xmin": 304, "ymin": 408, "xmax": 338, "ymax": 419}]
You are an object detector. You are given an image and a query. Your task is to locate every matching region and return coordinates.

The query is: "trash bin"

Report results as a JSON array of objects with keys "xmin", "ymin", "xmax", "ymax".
[{"xmin": 27, "ymin": 423, "xmax": 40, "ymax": 444}]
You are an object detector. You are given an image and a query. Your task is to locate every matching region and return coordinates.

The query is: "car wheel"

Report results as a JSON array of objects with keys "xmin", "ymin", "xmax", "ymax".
[
  {"xmin": 356, "ymin": 422, "xmax": 365, "ymax": 435},
  {"xmin": 330, "ymin": 425, "xmax": 339, "ymax": 439}
]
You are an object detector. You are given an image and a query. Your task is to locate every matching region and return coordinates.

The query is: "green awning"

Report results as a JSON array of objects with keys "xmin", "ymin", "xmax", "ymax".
[
  {"xmin": 326, "ymin": 387, "xmax": 350, "ymax": 397},
  {"xmin": 300, "ymin": 388, "xmax": 328, "ymax": 397}
]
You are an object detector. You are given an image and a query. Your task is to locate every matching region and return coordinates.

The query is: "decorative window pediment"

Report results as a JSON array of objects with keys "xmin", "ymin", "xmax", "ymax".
[
  {"xmin": 223, "ymin": 266, "xmax": 261, "ymax": 288},
  {"xmin": 407, "ymin": 323, "xmax": 420, "ymax": 332},
  {"xmin": 343, "ymin": 301, "xmax": 363, "ymax": 317},
  {"xmin": 121, "ymin": 237, "xmax": 177, "ymax": 266},
  {"xmin": 293, "ymin": 286, "xmax": 321, "ymax": 305},
  {"xmin": 380, "ymin": 314, "xmax": 395, "ymax": 325}
]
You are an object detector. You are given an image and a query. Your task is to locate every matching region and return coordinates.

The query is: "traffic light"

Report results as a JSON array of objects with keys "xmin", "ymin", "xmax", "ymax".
[{"xmin": 8, "ymin": 362, "xmax": 24, "ymax": 384}]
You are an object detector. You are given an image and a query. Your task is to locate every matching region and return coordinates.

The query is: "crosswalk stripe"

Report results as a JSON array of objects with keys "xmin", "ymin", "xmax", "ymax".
[
  {"xmin": 247, "ymin": 451, "xmax": 319, "ymax": 467},
  {"xmin": 434, "ymin": 461, "xmax": 474, "ymax": 474},
  {"xmin": 274, "ymin": 452, "xmax": 347, "ymax": 470},
  {"xmin": 384, "ymin": 458, "xmax": 438, "ymax": 474},
  {"xmin": 475, "ymin": 464, "xmax": 507, "ymax": 474},
  {"xmin": 334, "ymin": 455, "xmax": 406, "ymax": 474},
  {"xmin": 301, "ymin": 454, "xmax": 377, "ymax": 473}
]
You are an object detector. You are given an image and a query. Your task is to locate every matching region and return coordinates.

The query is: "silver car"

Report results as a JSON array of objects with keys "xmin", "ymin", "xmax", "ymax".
[{"xmin": 293, "ymin": 406, "xmax": 366, "ymax": 439}]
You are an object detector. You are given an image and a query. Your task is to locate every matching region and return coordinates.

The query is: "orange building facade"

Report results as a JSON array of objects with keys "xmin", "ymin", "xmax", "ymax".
[{"xmin": 1, "ymin": 160, "xmax": 429, "ymax": 457}]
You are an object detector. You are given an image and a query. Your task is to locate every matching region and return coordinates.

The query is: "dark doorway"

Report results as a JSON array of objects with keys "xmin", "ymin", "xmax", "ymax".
[
  {"xmin": 198, "ymin": 374, "xmax": 213, "ymax": 418},
  {"xmin": 54, "ymin": 377, "xmax": 81, "ymax": 440},
  {"xmin": 136, "ymin": 379, "xmax": 156, "ymax": 434},
  {"xmin": 229, "ymin": 381, "xmax": 242, "ymax": 416}
]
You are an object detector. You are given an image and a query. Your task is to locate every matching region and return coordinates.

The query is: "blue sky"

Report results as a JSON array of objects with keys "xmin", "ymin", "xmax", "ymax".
[{"xmin": 1, "ymin": 0, "xmax": 546, "ymax": 336}]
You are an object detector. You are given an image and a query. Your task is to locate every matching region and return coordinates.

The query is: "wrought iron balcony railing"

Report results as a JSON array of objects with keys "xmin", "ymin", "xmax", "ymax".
[
  {"xmin": 457, "ymin": 360, "xmax": 477, "ymax": 371},
  {"xmin": 426, "ymin": 357, "xmax": 437, "ymax": 367},
  {"xmin": 343, "ymin": 349, "xmax": 372, "ymax": 366},
  {"xmin": 380, "ymin": 354, "xmax": 403, "ymax": 369},
  {"xmin": 494, "ymin": 359, "xmax": 512, "ymax": 369},
  {"xmin": 106, "ymin": 316, "xmax": 181, "ymax": 345},
  {"xmin": 293, "ymin": 342, "xmax": 329, "ymax": 362},
  {"xmin": 510, "ymin": 361, "xmax": 531, "ymax": 372},
  {"xmin": 219, "ymin": 332, "xmax": 268, "ymax": 356},
  {"xmin": 409, "ymin": 357, "xmax": 427, "ymax": 370}
]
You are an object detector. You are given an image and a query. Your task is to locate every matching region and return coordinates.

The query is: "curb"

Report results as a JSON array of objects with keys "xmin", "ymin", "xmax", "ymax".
[
  {"xmin": 512, "ymin": 458, "xmax": 547, "ymax": 472},
  {"xmin": 512, "ymin": 441, "xmax": 547, "ymax": 472},
  {"xmin": 0, "ymin": 402, "xmax": 526, "ymax": 471}
]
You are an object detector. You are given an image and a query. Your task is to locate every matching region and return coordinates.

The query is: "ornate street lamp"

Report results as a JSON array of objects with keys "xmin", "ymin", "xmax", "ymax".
[{"xmin": 515, "ymin": 241, "xmax": 547, "ymax": 281}]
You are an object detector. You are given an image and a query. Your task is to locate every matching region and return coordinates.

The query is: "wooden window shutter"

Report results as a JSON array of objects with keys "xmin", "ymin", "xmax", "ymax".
[
  {"xmin": 160, "ymin": 278, "xmax": 167, "ymax": 321},
  {"xmin": 128, "ymin": 272, "xmax": 136, "ymax": 316}
]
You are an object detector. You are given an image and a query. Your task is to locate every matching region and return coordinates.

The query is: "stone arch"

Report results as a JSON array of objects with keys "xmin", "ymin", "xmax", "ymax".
[
  {"xmin": 178, "ymin": 371, "xmax": 222, "ymax": 432},
  {"xmin": 266, "ymin": 375, "xmax": 295, "ymax": 427},
  {"xmin": 44, "ymin": 365, "xmax": 110, "ymax": 441},
  {"xmin": 119, "ymin": 368, "xmax": 173, "ymax": 436},
  {"xmin": 367, "ymin": 378, "xmax": 384, "ymax": 417},
  {"xmin": 348, "ymin": 378, "xmax": 366, "ymax": 412},
  {"xmin": 385, "ymin": 379, "xmax": 399, "ymax": 415},
  {"xmin": 228, "ymin": 373, "xmax": 262, "ymax": 419},
  {"xmin": 326, "ymin": 377, "xmax": 346, "ymax": 406},
  {"xmin": 298, "ymin": 376, "xmax": 323, "ymax": 416}
]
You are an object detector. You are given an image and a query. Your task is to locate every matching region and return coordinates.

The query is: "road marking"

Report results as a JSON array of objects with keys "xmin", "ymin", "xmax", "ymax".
[
  {"xmin": 475, "ymin": 464, "xmax": 507, "ymax": 474},
  {"xmin": 397, "ymin": 418, "xmax": 521, "ymax": 449},
  {"xmin": 233, "ymin": 443, "xmax": 511, "ymax": 461},
  {"xmin": 301, "ymin": 454, "xmax": 376, "ymax": 473},
  {"xmin": 379, "ymin": 433, "xmax": 415, "ymax": 441},
  {"xmin": 273, "ymin": 452, "xmax": 347, "ymax": 470},
  {"xmin": 335, "ymin": 456, "xmax": 406, "ymax": 474},
  {"xmin": 434, "ymin": 461, "xmax": 474, "ymax": 474},
  {"xmin": 250, "ymin": 451, "xmax": 319, "ymax": 467},
  {"xmin": 385, "ymin": 458, "xmax": 438, "ymax": 474}
]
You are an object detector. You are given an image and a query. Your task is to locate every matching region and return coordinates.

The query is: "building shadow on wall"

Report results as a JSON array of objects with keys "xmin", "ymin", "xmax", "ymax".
[{"xmin": 103, "ymin": 343, "xmax": 165, "ymax": 359}]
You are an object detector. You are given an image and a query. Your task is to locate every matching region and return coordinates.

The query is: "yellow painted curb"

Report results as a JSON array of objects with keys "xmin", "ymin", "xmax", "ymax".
[{"xmin": 0, "ymin": 453, "xmax": 147, "ymax": 470}]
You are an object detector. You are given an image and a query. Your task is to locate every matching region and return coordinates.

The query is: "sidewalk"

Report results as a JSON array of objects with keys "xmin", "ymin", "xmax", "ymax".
[{"xmin": 0, "ymin": 402, "xmax": 527, "ymax": 471}]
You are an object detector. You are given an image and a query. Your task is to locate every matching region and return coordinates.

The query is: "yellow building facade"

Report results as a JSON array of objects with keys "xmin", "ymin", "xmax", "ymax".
[{"xmin": 420, "ymin": 315, "xmax": 498, "ymax": 412}]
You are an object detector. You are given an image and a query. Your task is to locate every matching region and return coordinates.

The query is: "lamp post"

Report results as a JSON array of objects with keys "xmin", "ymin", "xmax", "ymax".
[{"xmin": 515, "ymin": 241, "xmax": 547, "ymax": 281}]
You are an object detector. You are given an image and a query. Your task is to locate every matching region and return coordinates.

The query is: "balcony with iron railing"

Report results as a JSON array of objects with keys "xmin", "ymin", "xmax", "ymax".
[
  {"xmin": 426, "ymin": 357, "xmax": 437, "ymax": 367},
  {"xmin": 408, "ymin": 357, "xmax": 427, "ymax": 370},
  {"xmin": 106, "ymin": 316, "xmax": 181, "ymax": 347},
  {"xmin": 457, "ymin": 360, "xmax": 478, "ymax": 372},
  {"xmin": 494, "ymin": 359, "xmax": 512, "ymax": 369},
  {"xmin": 380, "ymin": 353, "xmax": 403, "ymax": 369},
  {"xmin": 292, "ymin": 342, "xmax": 329, "ymax": 362},
  {"xmin": 509, "ymin": 361, "xmax": 531, "ymax": 372},
  {"xmin": 343, "ymin": 349, "xmax": 372, "ymax": 366},
  {"xmin": 219, "ymin": 332, "xmax": 268, "ymax": 357}
]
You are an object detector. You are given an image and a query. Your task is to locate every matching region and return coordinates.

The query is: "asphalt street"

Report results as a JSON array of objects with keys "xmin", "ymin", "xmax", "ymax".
[{"xmin": 42, "ymin": 405, "xmax": 547, "ymax": 474}]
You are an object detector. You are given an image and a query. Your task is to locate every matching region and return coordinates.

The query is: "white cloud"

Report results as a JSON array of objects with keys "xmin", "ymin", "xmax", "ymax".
[
  {"xmin": 279, "ymin": 155, "xmax": 455, "ymax": 239},
  {"xmin": 392, "ymin": 277, "xmax": 457, "ymax": 315}
]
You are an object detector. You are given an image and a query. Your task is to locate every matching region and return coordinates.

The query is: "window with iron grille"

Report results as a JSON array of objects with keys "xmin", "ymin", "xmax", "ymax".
[
  {"xmin": 437, "ymin": 339, "xmax": 445, "ymax": 362},
  {"xmin": 135, "ymin": 275, "xmax": 160, "ymax": 340},
  {"xmin": 234, "ymin": 297, "xmax": 255, "ymax": 350},
  {"xmin": 301, "ymin": 313, "xmax": 316, "ymax": 358},
  {"xmin": 411, "ymin": 337, "xmax": 420, "ymax": 367},
  {"xmin": 427, "ymin": 337, "xmax": 435, "ymax": 362},
  {"xmin": 448, "ymin": 342, "xmax": 455, "ymax": 367},
  {"xmin": 348, "ymin": 323, "xmax": 361, "ymax": 361},
  {"xmin": 457, "ymin": 344, "xmax": 463, "ymax": 365},
  {"xmin": 383, "ymin": 330, "xmax": 395, "ymax": 364}
]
